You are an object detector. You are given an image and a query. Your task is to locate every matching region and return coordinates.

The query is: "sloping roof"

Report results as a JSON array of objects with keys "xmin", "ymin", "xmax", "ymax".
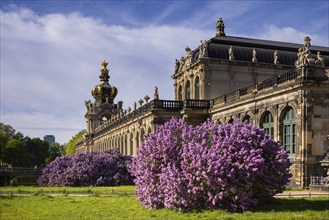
[{"xmin": 192, "ymin": 36, "xmax": 329, "ymax": 66}]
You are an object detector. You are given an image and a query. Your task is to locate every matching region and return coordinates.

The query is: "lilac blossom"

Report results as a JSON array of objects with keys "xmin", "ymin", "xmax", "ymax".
[
  {"xmin": 38, "ymin": 148, "xmax": 133, "ymax": 186},
  {"xmin": 129, "ymin": 118, "xmax": 291, "ymax": 212}
]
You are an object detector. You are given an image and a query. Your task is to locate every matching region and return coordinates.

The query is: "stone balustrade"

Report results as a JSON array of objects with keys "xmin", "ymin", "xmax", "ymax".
[{"xmin": 213, "ymin": 69, "xmax": 300, "ymax": 107}]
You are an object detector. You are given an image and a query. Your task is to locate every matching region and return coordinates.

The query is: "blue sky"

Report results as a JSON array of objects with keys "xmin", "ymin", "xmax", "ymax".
[{"xmin": 1, "ymin": 0, "xmax": 328, "ymax": 144}]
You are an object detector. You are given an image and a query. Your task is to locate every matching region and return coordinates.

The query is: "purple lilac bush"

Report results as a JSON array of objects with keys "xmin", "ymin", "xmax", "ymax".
[
  {"xmin": 38, "ymin": 148, "xmax": 133, "ymax": 186},
  {"xmin": 129, "ymin": 118, "xmax": 291, "ymax": 212}
]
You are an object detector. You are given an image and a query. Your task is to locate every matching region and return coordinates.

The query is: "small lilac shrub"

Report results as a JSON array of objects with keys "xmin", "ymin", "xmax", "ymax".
[
  {"xmin": 129, "ymin": 118, "xmax": 291, "ymax": 212},
  {"xmin": 38, "ymin": 148, "xmax": 133, "ymax": 186}
]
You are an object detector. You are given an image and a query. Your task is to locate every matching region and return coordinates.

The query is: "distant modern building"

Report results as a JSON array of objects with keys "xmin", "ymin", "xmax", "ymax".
[
  {"xmin": 76, "ymin": 18, "xmax": 329, "ymax": 188},
  {"xmin": 44, "ymin": 135, "xmax": 55, "ymax": 148}
]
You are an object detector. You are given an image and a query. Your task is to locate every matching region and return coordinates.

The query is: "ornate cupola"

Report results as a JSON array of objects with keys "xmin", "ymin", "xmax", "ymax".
[
  {"xmin": 216, "ymin": 17, "xmax": 226, "ymax": 36},
  {"xmin": 91, "ymin": 60, "xmax": 118, "ymax": 104}
]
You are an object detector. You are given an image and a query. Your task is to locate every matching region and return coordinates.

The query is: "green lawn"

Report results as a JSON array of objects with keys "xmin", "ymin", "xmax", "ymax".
[{"xmin": 0, "ymin": 187, "xmax": 328, "ymax": 220}]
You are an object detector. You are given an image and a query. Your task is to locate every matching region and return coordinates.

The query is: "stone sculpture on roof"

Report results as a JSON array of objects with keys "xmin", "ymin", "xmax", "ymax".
[
  {"xmin": 199, "ymin": 40, "xmax": 207, "ymax": 58},
  {"xmin": 228, "ymin": 46, "xmax": 235, "ymax": 60},
  {"xmin": 273, "ymin": 50, "xmax": 279, "ymax": 64},
  {"xmin": 154, "ymin": 86, "xmax": 159, "ymax": 100},
  {"xmin": 296, "ymin": 36, "xmax": 316, "ymax": 66},
  {"xmin": 252, "ymin": 48, "xmax": 257, "ymax": 62},
  {"xmin": 174, "ymin": 59, "xmax": 180, "ymax": 73},
  {"xmin": 216, "ymin": 17, "xmax": 226, "ymax": 36},
  {"xmin": 315, "ymin": 51, "xmax": 325, "ymax": 67}
]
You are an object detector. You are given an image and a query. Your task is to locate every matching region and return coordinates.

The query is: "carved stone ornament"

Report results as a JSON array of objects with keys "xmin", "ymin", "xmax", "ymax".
[
  {"xmin": 138, "ymin": 99, "xmax": 144, "ymax": 107},
  {"xmin": 199, "ymin": 40, "xmax": 207, "ymax": 58},
  {"xmin": 183, "ymin": 47, "xmax": 193, "ymax": 69},
  {"xmin": 85, "ymin": 100, "xmax": 93, "ymax": 112},
  {"xmin": 216, "ymin": 17, "xmax": 226, "ymax": 36},
  {"xmin": 315, "ymin": 51, "xmax": 325, "ymax": 67},
  {"xmin": 154, "ymin": 86, "xmax": 159, "ymax": 100},
  {"xmin": 228, "ymin": 46, "xmax": 235, "ymax": 60},
  {"xmin": 144, "ymin": 95, "xmax": 150, "ymax": 103},
  {"xmin": 252, "ymin": 49, "xmax": 257, "ymax": 62},
  {"xmin": 296, "ymin": 36, "xmax": 315, "ymax": 66},
  {"xmin": 174, "ymin": 59, "xmax": 180, "ymax": 73},
  {"xmin": 273, "ymin": 50, "xmax": 279, "ymax": 64}
]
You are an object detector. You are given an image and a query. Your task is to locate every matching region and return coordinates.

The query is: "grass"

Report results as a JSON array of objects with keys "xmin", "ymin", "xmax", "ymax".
[{"xmin": 0, "ymin": 187, "xmax": 328, "ymax": 220}]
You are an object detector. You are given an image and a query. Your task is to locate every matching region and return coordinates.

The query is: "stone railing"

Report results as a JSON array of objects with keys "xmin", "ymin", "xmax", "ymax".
[
  {"xmin": 153, "ymin": 99, "xmax": 183, "ymax": 109},
  {"xmin": 184, "ymin": 99, "xmax": 211, "ymax": 109},
  {"xmin": 94, "ymin": 100, "xmax": 183, "ymax": 137},
  {"xmin": 0, "ymin": 167, "xmax": 42, "ymax": 177},
  {"xmin": 213, "ymin": 69, "xmax": 300, "ymax": 107},
  {"xmin": 93, "ymin": 99, "xmax": 212, "ymax": 137},
  {"xmin": 309, "ymin": 176, "xmax": 329, "ymax": 188}
]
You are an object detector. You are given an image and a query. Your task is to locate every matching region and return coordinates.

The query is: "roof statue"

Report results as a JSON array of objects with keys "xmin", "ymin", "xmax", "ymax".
[
  {"xmin": 144, "ymin": 95, "xmax": 150, "ymax": 103},
  {"xmin": 216, "ymin": 17, "xmax": 226, "ymax": 36},
  {"xmin": 273, "ymin": 50, "xmax": 279, "ymax": 64},
  {"xmin": 199, "ymin": 40, "xmax": 207, "ymax": 58},
  {"xmin": 252, "ymin": 49, "xmax": 257, "ymax": 62},
  {"xmin": 138, "ymin": 99, "xmax": 144, "ymax": 107},
  {"xmin": 296, "ymin": 36, "xmax": 316, "ymax": 66},
  {"xmin": 228, "ymin": 46, "xmax": 235, "ymax": 60},
  {"xmin": 154, "ymin": 86, "xmax": 159, "ymax": 100},
  {"xmin": 174, "ymin": 59, "xmax": 180, "ymax": 73},
  {"xmin": 304, "ymin": 36, "xmax": 311, "ymax": 49},
  {"xmin": 315, "ymin": 51, "xmax": 325, "ymax": 67}
]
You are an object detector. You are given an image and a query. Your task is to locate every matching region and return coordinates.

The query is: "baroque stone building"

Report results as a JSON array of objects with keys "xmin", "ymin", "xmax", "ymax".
[{"xmin": 76, "ymin": 18, "xmax": 329, "ymax": 188}]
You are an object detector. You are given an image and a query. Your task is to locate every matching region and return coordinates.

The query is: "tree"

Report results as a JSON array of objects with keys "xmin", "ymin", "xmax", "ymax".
[
  {"xmin": 2, "ymin": 139, "xmax": 30, "ymax": 167},
  {"xmin": 46, "ymin": 142, "xmax": 64, "ymax": 164},
  {"xmin": 0, "ymin": 123, "xmax": 23, "ymax": 160},
  {"xmin": 65, "ymin": 130, "xmax": 86, "ymax": 155},
  {"xmin": 25, "ymin": 138, "xmax": 49, "ymax": 167},
  {"xmin": 0, "ymin": 123, "xmax": 56, "ymax": 167}
]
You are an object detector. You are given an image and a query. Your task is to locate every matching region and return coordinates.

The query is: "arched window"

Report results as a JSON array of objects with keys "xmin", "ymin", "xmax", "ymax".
[
  {"xmin": 124, "ymin": 135, "xmax": 128, "ymax": 155},
  {"xmin": 194, "ymin": 76, "xmax": 200, "ymax": 99},
  {"xmin": 148, "ymin": 127, "xmax": 152, "ymax": 135},
  {"xmin": 242, "ymin": 115, "xmax": 251, "ymax": 123},
  {"xmin": 281, "ymin": 107, "xmax": 296, "ymax": 155},
  {"xmin": 260, "ymin": 111, "xmax": 274, "ymax": 138},
  {"xmin": 136, "ymin": 131, "xmax": 139, "ymax": 148},
  {"xmin": 178, "ymin": 85, "xmax": 183, "ymax": 101},
  {"xmin": 120, "ymin": 136, "xmax": 124, "ymax": 153},
  {"xmin": 228, "ymin": 118, "xmax": 234, "ymax": 123},
  {"xmin": 141, "ymin": 128, "xmax": 145, "ymax": 143},
  {"xmin": 186, "ymin": 80, "xmax": 191, "ymax": 99},
  {"xmin": 130, "ymin": 133, "xmax": 134, "ymax": 156}
]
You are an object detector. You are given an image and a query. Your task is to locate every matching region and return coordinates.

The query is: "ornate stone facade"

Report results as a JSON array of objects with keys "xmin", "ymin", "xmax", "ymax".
[{"xmin": 76, "ymin": 18, "xmax": 329, "ymax": 188}]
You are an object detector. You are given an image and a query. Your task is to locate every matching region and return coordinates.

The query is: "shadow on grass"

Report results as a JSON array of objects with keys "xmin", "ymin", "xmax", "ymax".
[{"xmin": 257, "ymin": 198, "xmax": 329, "ymax": 212}]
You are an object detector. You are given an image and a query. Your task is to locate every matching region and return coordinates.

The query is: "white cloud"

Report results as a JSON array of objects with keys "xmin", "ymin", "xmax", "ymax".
[
  {"xmin": 250, "ymin": 24, "xmax": 328, "ymax": 46},
  {"xmin": 1, "ymin": 7, "xmax": 210, "ymax": 143}
]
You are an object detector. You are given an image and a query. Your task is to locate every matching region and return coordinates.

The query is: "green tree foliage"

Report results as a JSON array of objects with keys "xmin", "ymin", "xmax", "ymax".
[
  {"xmin": 46, "ymin": 142, "xmax": 64, "ymax": 164},
  {"xmin": 0, "ymin": 122, "xmax": 59, "ymax": 167},
  {"xmin": 1, "ymin": 139, "xmax": 30, "ymax": 167},
  {"xmin": 26, "ymin": 138, "xmax": 49, "ymax": 166},
  {"xmin": 65, "ymin": 130, "xmax": 86, "ymax": 155},
  {"xmin": 0, "ymin": 123, "xmax": 24, "ymax": 156}
]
